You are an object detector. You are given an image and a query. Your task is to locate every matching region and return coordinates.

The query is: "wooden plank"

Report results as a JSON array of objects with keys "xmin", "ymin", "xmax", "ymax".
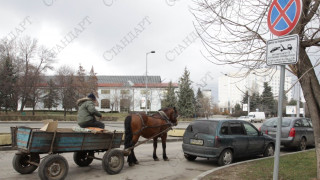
[{"xmin": 16, "ymin": 127, "xmax": 32, "ymax": 150}]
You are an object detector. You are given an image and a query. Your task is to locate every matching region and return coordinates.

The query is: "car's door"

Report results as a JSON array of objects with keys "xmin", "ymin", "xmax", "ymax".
[
  {"xmin": 304, "ymin": 118, "xmax": 314, "ymax": 146},
  {"xmin": 229, "ymin": 121, "xmax": 248, "ymax": 157},
  {"xmin": 293, "ymin": 119, "xmax": 303, "ymax": 143},
  {"xmin": 243, "ymin": 122, "xmax": 265, "ymax": 155}
]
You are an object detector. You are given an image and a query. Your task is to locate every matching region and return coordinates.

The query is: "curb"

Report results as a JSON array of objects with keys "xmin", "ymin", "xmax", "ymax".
[
  {"xmin": 0, "ymin": 146, "xmax": 16, "ymax": 151},
  {"xmin": 193, "ymin": 149, "xmax": 315, "ymax": 180}
]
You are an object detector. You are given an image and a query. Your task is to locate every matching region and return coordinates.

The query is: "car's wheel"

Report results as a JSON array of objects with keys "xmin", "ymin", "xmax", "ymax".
[
  {"xmin": 102, "ymin": 149, "xmax": 124, "ymax": 175},
  {"xmin": 218, "ymin": 149, "xmax": 233, "ymax": 166},
  {"xmin": 73, "ymin": 151, "xmax": 94, "ymax": 167},
  {"xmin": 38, "ymin": 154, "xmax": 69, "ymax": 180},
  {"xmin": 184, "ymin": 154, "xmax": 197, "ymax": 161},
  {"xmin": 298, "ymin": 137, "xmax": 307, "ymax": 151},
  {"xmin": 12, "ymin": 153, "xmax": 40, "ymax": 174},
  {"xmin": 263, "ymin": 144, "xmax": 275, "ymax": 157}
]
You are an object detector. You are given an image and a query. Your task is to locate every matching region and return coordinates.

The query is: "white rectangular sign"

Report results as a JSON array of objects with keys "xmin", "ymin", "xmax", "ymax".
[
  {"xmin": 286, "ymin": 106, "xmax": 296, "ymax": 115},
  {"xmin": 243, "ymin": 104, "xmax": 248, "ymax": 111},
  {"xmin": 266, "ymin": 34, "xmax": 299, "ymax": 66}
]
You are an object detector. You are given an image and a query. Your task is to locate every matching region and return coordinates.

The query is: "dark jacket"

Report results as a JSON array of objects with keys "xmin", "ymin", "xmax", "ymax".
[{"xmin": 77, "ymin": 98, "xmax": 102, "ymax": 126}]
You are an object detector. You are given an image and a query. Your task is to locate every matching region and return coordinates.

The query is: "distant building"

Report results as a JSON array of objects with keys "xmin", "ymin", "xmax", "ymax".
[
  {"xmin": 19, "ymin": 75, "xmax": 178, "ymax": 112},
  {"xmin": 218, "ymin": 69, "xmax": 292, "ymax": 113}
]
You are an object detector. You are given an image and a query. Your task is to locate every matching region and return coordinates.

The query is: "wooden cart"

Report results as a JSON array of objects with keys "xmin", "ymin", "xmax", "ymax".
[{"xmin": 11, "ymin": 126, "xmax": 124, "ymax": 180}]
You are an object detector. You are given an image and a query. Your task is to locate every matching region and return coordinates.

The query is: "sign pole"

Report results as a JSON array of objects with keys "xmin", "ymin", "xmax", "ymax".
[{"xmin": 273, "ymin": 65, "xmax": 285, "ymax": 180}]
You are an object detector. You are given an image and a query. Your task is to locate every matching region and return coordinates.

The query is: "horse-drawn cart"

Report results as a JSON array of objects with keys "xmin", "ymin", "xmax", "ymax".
[{"xmin": 11, "ymin": 126, "xmax": 124, "ymax": 180}]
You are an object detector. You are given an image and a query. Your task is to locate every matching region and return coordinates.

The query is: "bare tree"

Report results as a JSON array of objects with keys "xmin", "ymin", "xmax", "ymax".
[
  {"xmin": 18, "ymin": 36, "xmax": 54, "ymax": 112},
  {"xmin": 111, "ymin": 89, "xmax": 119, "ymax": 112},
  {"xmin": 55, "ymin": 65, "xmax": 77, "ymax": 116},
  {"xmin": 193, "ymin": 0, "xmax": 320, "ymax": 177}
]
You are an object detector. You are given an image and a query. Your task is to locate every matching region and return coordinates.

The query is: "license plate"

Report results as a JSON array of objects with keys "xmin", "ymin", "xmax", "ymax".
[
  {"xmin": 268, "ymin": 131, "xmax": 276, "ymax": 135},
  {"xmin": 190, "ymin": 139, "xmax": 203, "ymax": 146}
]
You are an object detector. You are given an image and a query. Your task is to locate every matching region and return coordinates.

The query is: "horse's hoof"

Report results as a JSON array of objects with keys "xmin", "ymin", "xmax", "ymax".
[
  {"xmin": 128, "ymin": 163, "xmax": 135, "ymax": 167},
  {"xmin": 164, "ymin": 158, "xmax": 169, "ymax": 161},
  {"xmin": 134, "ymin": 161, "xmax": 139, "ymax": 165},
  {"xmin": 154, "ymin": 158, "xmax": 160, "ymax": 161}
]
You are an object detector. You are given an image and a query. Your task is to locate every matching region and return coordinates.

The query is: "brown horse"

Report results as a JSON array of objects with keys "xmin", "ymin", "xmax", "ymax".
[{"xmin": 124, "ymin": 107, "xmax": 178, "ymax": 166}]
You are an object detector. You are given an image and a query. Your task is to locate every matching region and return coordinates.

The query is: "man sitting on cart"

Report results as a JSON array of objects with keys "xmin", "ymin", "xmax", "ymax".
[{"xmin": 77, "ymin": 93, "xmax": 105, "ymax": 129}]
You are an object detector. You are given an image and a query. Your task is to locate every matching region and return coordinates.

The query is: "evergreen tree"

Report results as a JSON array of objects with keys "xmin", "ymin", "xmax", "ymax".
[
  {"xmin": 241, "ymin": 91, "xmax": 249, "ymax": 104},
  {"xmin": 62, "ymin": 75, "xmax": 77, "ymax": 113},
  {"xmin": 261, "ymin": 82, "xmax": 275, "ymax": 116},
  {"xmin": 88, "ymin": 66, "xmax": 99, "ymax": 98},
  {"xmin": 43, "ymin": 79, "xmax": 59, "ymax": 110},
  {"xmin": 195, "ymin": 88, "xmax": 203, "ymax": 117},
  {"xmin": 177, "ymin": 68, "xmax": 195, "ymax": 117},
  {"xmin": 288, "ymin": 99, "xmax": 297, "ymax": 105},
  {"xmin": 76, "ymin": 64, "xmax": 88, "ymax": 98},
  {"xmin": 0, "ymin": 57, "xmax": 18, "ymax": 112},
  {"xmin": 162, "ymin": 81, "xmax": 177, "ymax": 108},
  {"xmin": 250, "ymin": 92, "xmax": 261, "ymax": 112},
  {"xmin": 234, "ymin": 103, "xmax": 241, "ymax": 112}
]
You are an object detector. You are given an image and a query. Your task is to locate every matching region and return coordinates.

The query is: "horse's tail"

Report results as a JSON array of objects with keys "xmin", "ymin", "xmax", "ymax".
[{"xmin": 124, "ymin": 115, "xmax": 132, "ymax": 149}]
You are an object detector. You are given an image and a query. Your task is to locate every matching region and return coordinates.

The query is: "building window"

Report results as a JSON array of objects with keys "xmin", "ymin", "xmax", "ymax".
[
  {"xmin": 120, "ymin": 99, "xmax": 130, "ymax": 112},
  {"xmin": 101, "ymin": 90, "xmax": 110, "ymax": 94},
  {"xmin": 25, "ymin": 100, "xmax": 33, "ymax": 108},
  {"xmin": 43, "ymin": 89, "xmax": 50, "ymax": 94},
  {"xmin": 141, "ymin": 89, "xmax": 152, "ymax": 95},
  {"xmin": 101, "ymin": 99, "xmax": 110, "ymax": 109},
  {"xmin": 140, "ymin": 100, "xmax": 150, "ymax": 109},
  {"xmin": 121, "ymin": 90, "xmax": 130, "ymax": 95}
]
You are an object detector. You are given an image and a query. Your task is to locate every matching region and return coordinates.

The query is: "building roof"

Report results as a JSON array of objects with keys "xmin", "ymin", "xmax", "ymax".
[
  {"xmin": 40, "ymin": 75, "xmax": 177, "ymax": 88},
  {"xmin": 98, "ymin": 75, "xmax": 161, "ymax": 84}
]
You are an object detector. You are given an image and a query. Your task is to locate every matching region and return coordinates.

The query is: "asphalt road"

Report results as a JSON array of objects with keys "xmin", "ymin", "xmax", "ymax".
[
  {"xmin": 1, "ymin": 141, "xmax": 218, "ymax": 180},
  {"xmin": 0, "ymin": 121, "xmax": 291, "ymax": 180}
]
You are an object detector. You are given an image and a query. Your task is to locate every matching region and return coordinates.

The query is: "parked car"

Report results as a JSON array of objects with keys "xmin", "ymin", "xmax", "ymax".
[
  {"xmin": 237, "ymin": 116, "xmax": 251, "ymax": 122},
  {"xmin": 248, "ymin": 112, "xmax": 266, "ymax": 123},
  {"xmin": 182, "ymin": 119, "xmax": 275, "ymax": 166},
  {"xmin": 260, "ymin": 117, "xmax": 314, "ymax": 151}
]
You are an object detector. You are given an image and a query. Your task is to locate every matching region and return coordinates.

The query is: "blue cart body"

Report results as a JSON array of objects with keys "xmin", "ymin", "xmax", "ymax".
[{"xmin": 15, "ymin": 126, "xmax": 123, "ymax": 153}]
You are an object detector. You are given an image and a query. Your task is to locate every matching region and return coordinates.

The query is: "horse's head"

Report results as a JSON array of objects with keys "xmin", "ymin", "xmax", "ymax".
[{"xmin": 160, "ymin": 107, "xmax": 178, "ymax": 126}]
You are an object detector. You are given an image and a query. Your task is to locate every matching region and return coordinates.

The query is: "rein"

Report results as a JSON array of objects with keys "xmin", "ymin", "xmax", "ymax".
[{"xmin": 132, "ymin": 111, "xmax": 173, "ymax": 135}]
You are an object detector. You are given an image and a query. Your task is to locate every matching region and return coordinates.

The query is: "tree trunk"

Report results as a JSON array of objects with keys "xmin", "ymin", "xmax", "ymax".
[{"xmin": 296, "ymin": 47, "xmax": 320, "ymax": 178}]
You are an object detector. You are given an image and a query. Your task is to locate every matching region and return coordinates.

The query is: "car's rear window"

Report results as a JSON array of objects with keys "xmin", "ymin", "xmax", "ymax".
[
  {"xmin": 263, "ymin": 118, "xmax": 292, "ymax": 127},
  {"xmin": 186, "ymin": 120, "xmax": 218, "ymax": 135}
]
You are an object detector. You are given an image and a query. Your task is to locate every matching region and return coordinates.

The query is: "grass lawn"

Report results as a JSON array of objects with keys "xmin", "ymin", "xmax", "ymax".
[{"xmin": 204, "ymin": 150, "xmax": 317, "ymax": 180}]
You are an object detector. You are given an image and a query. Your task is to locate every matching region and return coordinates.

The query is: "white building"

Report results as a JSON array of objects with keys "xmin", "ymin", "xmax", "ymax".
[
  {"xmin": 218, "ymin": 69, "xmax": 292, "ymax": 113},
  {"xmin": 19, "ymin": 75, "xmax": 178, "ymax": 112}
]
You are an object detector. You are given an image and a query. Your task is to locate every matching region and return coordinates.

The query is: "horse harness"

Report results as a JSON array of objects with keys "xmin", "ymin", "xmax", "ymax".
[{"xmin": 132, "ymin": 111, "xmax": 173, "ymax": 135}]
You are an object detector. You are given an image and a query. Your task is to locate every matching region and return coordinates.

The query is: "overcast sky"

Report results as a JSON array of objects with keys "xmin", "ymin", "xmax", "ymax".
[
  {"xmin": 2, "ymin": 1, "xmax": 318, "ymax": 103},
  {"xmin": 0, "ymin": 0, "xmax": 230, "ymax": 99}
]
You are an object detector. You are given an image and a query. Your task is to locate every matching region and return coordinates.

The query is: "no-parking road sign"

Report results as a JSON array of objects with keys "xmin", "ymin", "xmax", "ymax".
[{"xmin": 267, "ymin": 0, "xmax": 302, "ymax": 36}]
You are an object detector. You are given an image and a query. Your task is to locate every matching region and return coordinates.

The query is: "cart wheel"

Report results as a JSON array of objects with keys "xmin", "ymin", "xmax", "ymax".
[
  {"xmin": 12, "ymin": 153, "xmax": 40, "ymax": 174},
  {"xmin": 102, "ymin": 149, "xmax": 124, "ymax": 175},
  {"xmin": 73, "ymin": 151, "xmax": 94, "ymax": 167},
  {"xmin": 38, "ymin": 154, "xmax": 69, "ymax": 180}
]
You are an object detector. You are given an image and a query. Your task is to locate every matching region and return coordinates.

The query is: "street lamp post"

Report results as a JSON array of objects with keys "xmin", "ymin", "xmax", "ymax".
[{"xmin": 145, "ymin": 51, "xmax": 155, "ymax": 114}]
